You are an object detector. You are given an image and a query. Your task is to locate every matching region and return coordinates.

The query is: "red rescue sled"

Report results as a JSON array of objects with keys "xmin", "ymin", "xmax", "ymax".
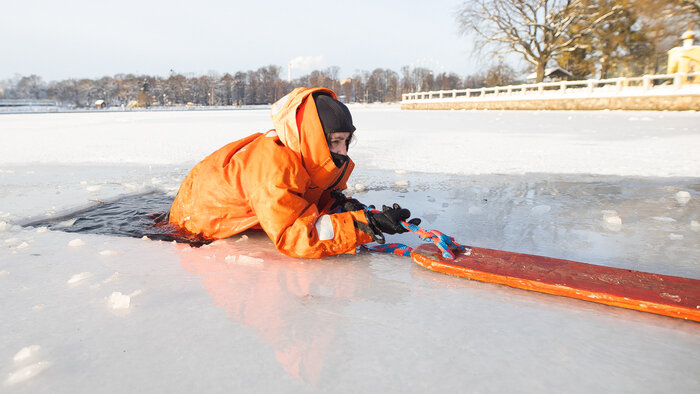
[{"xmin": 411, "ymin": 244, "xmax": 700, "ymax": 322}]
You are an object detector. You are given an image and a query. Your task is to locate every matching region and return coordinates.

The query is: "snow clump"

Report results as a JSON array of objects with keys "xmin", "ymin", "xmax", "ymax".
[
  {"xmin": 602, "ymin": 210, "xmax": 622, "ymax": 231},
  {"xmin": 5, "ymin": 362, "xmax": 52, "ymax": 386},
  {"xmin": 67, "ymin": 272, "xmax": 93, "ymax": 287},
  {"xmin": 13, "ymin": 345, "xmax": 41, "ymax": 363},
  {"xmin": 107, "ymin": 292, "xmax": 131, "ymax": 310},
  {"xmin": 675, "ymin": 191, "xmax": 691, "ymax": 205},
  {"xmin": 68, "ymin": 238, "xmax": 85, "ymax": 247}
]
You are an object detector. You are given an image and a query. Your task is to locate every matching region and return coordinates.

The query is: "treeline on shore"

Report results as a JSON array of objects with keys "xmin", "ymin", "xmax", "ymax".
[{"xmin": 0, "ymin": 66, "xmax": 489, "ymax": 108}]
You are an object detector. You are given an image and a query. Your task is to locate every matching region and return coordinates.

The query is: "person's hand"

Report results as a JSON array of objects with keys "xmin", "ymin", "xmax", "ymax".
[
  {"xmin": 341, "ymin": 198, "xmax": 365, "ymax": 212},
  {"xmin": 367, "ymin": 203, "xmax": 421, "ymax": 235},
  {"xmin": 330, "ymin": 190, "xmax": 366, "ymax": 212}
]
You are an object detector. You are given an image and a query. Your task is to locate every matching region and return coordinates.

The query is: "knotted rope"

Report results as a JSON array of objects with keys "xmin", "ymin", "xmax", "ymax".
[{"xmin": 363, "ymin": 207, "xmax": 467, "ymax": 260}]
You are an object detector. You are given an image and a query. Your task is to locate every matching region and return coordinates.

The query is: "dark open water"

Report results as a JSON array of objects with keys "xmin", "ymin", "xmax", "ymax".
[{"xmin": 24, "ymin": 192, "xmax": 212, "ymax": 246}]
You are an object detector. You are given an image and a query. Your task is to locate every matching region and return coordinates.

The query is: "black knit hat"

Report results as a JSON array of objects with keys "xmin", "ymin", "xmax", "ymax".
[{"xmin": 314, "ymin": 93, "xmax": 356, "ymax": 136}]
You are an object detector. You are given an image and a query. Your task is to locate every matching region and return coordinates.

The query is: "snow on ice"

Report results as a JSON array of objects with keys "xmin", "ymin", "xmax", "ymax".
[
  {"xmin": 12, "ymin": 345, "xmax": 41, "ymax": 363},
  {"xmin": 5, "ymin": 362, "xmax": 52, "ymax": 387},
  {"xmin": 1, "ymin": 107, "xmax": 699, "ymax": 392},
  {"xmin": 107, "ymin": 292, "xmax": 131, "ymax": 310},
  {"xmin": 676, "ymin": 190, "xmax": 692, "ymax": 205},
  {"xmin": 67, "ymin": 238, "xmax": 85, "ymax": 247},
  {"xmin": 66, "ymin": 272, "xmax": 93, "ymax": 287}
]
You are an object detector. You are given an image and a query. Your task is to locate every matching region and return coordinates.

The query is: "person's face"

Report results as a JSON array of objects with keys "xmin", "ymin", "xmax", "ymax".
[{"xmin": 328, "ymin": 132, "xmax": 352, "ymax": 156}]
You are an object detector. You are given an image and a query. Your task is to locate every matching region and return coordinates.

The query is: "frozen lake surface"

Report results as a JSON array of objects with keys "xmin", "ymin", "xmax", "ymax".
[{"xmin": 1, "ymin": 107, "xmax": 699, "ymax": 392}]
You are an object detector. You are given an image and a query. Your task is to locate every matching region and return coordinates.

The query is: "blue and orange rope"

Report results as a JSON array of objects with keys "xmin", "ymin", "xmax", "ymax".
[{"xmin": 362, "ymin": 206, "xmax": 467, "ymax": 259}]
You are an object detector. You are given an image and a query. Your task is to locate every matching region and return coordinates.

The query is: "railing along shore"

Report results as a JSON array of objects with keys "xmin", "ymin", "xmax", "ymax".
[{"xmin": 401, "ymin": 73, "xmax": 700, "ymax": 111}]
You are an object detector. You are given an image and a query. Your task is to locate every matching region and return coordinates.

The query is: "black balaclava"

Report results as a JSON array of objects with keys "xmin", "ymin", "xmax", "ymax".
[{"xmin": 313, "ymin": 92, "xmax": 356, "ymax": 167}]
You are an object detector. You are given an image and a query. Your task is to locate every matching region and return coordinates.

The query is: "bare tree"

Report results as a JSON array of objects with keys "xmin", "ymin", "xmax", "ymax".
[
  {"xmin": 384, "ymin": 69, "xmax": 400, "ymax": 102},
  {"xmin": 365, "ymin": 68, "xmax": 400, "ymax": 102},
  {"xmin": 434, "ymin": 72, "xmax": 463, "ymax": 90},
  {"xmin": 233, "ymin": 72, "xmax": 246, "ymax": 105},
  {"xmin": 351, "ymin": 71, "xmax": 369, "ymax": 103},
  {"xmin": 256, "ymin": 65, "xmax": 282, "ymax": 104},
  {"xmin": 457, "ymin": 0, "xmax": 617, "ymax": 82},
  {"xmin": 484, "ymin": 62, "xmax": 517, "ymax": 86},
  {"xmin": 464, "ymin": 72, "xmax": 487, "ymax": 88},
  {"xmin": 14, "ymin": 75, "xmax": 47, "ymax": 99}
]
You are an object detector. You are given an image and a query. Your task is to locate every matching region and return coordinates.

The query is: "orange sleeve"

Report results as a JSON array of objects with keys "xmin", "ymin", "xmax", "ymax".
[{"xmin": 244, "ymin": 154, "xmax": 372, "ymax": 259}]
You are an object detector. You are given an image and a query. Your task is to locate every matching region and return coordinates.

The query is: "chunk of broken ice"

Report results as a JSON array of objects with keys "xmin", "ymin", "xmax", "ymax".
[
  {"xmin": 68, "ymin": 238, "xmax": 85, "ymax": 247},
  {"xmin": 107, "ymin": 292, "xmax": 131, "ymax": 310},
  {"xmin": 675, "ymin": 191, "xmax": 691, "ymax": 205},
  {"xmin": 67, "ymin": 272, "xmax": 93, "ymax": 286},
  {"xmin": 602, "ymin": 211, "xmax": 622, "ymax": 231},
  {"xmin": 691, "ymin": 220, "xmax": 700, "ymax": 231},
  {"xmin": 652, "ymin": 217, "xmax": 676, "ymax": 223},
  {"xmin": 5, "ymin": 361, "xmax": 52, "ymax": 385},
  {"xmin": 531, "ymin": 205, "xmax": 551, "ymax": 215},
  {"xmin": 13, "ymin": 345, "xmax": 41, "ymax": 363}
]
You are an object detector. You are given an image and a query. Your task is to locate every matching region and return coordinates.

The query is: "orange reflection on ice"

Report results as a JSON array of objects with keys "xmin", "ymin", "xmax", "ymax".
[{"xmin": 176, "ymin": 232, "xmax": 366, "ymax": 386}]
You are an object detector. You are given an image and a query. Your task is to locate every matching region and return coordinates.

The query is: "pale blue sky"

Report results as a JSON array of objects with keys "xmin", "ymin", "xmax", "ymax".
[{"xmin": 1, "ymin": 0, "xmax": 483, "ymax": 81}]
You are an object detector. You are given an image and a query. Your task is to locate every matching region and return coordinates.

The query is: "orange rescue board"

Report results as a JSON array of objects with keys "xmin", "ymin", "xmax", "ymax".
[{"xmin": 411, "ymin": 244, "xmax": 700, "ymax": 322}]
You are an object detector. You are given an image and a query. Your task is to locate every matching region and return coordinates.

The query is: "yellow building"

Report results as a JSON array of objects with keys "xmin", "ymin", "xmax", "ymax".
[{"xmin": 668, "ymin": 29, "xmax": 700, "ymax": 82}]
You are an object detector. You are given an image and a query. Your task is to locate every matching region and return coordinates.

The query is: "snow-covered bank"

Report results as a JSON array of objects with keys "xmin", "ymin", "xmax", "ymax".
[{"xmin": 1, "ymin": 108, "xmax": 699, "ymax": 392}]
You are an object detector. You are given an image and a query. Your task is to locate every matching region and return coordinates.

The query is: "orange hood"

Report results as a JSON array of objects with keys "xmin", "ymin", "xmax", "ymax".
[{"xmin": 270, "ymin": 87, "xmax": 353, "ymax": 190}]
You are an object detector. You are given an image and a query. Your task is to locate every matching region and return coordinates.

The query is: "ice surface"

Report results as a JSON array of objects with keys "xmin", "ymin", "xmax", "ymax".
[
  {"xmin": 98, "ymin": 250, "xmax": 124, "ymax": 257},
  {"xmin": 1, "ymin": 108, "xmax": 699, "ymax": 392}
]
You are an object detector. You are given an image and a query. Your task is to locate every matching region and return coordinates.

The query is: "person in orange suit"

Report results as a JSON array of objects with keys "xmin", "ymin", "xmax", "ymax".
[{"xmin": 169, "ymin": 87, "xmax": 420, "ymax": 258}]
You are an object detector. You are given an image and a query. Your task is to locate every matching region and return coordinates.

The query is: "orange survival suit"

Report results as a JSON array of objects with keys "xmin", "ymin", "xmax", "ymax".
[{"xmin": 169, "ymin": 87, "xmax": 373, "ymax": 258}]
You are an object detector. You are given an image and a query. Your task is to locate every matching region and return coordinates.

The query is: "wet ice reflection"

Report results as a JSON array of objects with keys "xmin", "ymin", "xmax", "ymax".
[
  {"xmin": 177, "ymin": 233, "xmax": 372, "ymax": 385},
  {"xmin": 350, "ymin": 171, "xmax": 699, "ymax": 278}
]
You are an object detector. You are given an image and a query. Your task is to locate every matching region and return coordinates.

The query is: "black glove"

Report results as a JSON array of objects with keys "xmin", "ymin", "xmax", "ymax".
[
  {"xmin": 330, "ymin": 190, "xmax": 366, "ymax": 212},
  {"xmin": 353, "ymin": 218, "xmax": 386, "ymax": 244},
  {"xmin": 367, "ymin": 203, "xmax": 421, "ymax": 235}
]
